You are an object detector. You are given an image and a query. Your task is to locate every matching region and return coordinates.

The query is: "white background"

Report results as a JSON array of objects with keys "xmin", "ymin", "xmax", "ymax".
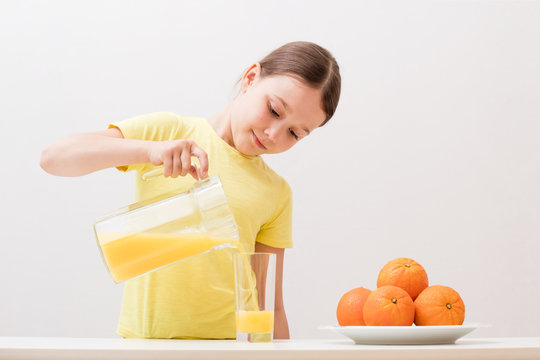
[{"xmin": 1, "ymin": 1, "xmax": 539, "ymax": 339}]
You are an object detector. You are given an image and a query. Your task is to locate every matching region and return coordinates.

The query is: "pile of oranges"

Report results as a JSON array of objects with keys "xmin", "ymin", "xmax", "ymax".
[{"xmin": 336, "ymin": 257, "xmax": 465, "ymax": 326}]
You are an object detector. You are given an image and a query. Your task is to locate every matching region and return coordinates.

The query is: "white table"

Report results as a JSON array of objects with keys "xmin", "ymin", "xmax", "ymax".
[{"xmin": 1, "ymin": 337, "xmax": 539, "ymax": 360}]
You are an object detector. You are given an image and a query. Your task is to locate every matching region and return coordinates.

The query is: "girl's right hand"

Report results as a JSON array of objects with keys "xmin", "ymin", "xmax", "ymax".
[{"xmin": 147, "ymin": 139, "xmax": 209, "ymax": 180}]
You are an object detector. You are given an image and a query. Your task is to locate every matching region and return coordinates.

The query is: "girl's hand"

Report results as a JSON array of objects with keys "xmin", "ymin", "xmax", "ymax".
[{"xmin": 147, "ymin": 139, "xmax": 209, "ymax": 180}]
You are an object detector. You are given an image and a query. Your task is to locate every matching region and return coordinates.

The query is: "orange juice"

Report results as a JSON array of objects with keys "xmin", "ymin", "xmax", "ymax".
[
  {"xmin": 100, "ymin": 232, "xmax": 236, "ymax": 282},
  {"xmin": 236, "ymin": 310, "xmax": 274, "ymax": 333}
]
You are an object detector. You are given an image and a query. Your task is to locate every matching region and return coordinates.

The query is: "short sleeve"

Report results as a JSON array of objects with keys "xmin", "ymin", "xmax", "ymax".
[
  {"xmin": 108, "ymin": 112, "xmax": 183, "ymax": 172},
  {"xmin": 255, "ymin": 180, "xmax": 293, "ymax": 249}
]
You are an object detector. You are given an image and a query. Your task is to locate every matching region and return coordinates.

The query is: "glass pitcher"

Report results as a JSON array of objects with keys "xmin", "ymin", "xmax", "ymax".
[{"xmin": 93, "ymin": 175, "xmax": 239, "ymax": 283}]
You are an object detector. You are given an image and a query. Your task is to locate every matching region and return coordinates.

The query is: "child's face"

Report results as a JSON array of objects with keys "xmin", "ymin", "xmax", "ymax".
[{"xmin": 229, "ymin": 65, "xmax": 326, "ymax": 156}]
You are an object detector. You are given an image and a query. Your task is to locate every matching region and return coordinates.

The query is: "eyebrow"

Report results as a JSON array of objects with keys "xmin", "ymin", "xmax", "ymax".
[
  {"xmin": 274, "ymin": 94, "xmax": 311, "ymax": 135},
  {"xmin": 274, "ymin": 94, "xmax": 288, "ymax": 110}
]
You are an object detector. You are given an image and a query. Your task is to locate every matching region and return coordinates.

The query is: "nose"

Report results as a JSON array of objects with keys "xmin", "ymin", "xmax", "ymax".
[{"xmin": 264, "ymin": 121, "xmax": 285, "ymax": 143}]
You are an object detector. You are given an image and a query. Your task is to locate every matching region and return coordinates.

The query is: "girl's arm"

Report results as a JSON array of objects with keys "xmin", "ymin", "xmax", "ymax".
[
  {"xmin": 40, "ymin": 128, "xmax": 208, "ymax": 178},
  {"xmin": 255, "ymin": 241, "xmax": 290, "ymax": 339}
]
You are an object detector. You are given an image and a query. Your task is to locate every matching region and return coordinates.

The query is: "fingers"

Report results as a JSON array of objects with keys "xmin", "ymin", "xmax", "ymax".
[
  {"xmin": 180, "ymin": 145, "xmax": 192, "ymax": 177},
  {"xmin": 162, "ymin": 153, "xmax": 173, "ymax": 177},
  {"xmin": 188, "ymin": 164, "xmax": 200, "ymax": 181},
  {"xmin": 157, "ymin": 140, "xmax": 209, "ymax": 179},
  {"xmin": 190, "ymin": 144, "xmax": 209, "ymax": 179},
  {"xmin": 171, "ymin": 151, "xmax": 182, "ymax": 178}
]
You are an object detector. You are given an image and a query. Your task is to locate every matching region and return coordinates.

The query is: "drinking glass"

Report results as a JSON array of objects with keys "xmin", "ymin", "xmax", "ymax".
[{"xmin": 234, "ymin": 252, "xmax": 276, "ymax": 342}]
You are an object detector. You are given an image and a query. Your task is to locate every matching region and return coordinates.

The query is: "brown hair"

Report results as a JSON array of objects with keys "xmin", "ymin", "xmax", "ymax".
[{"xmin": 257, "ymin": 41, "xmax": 341, "ymax": 126}]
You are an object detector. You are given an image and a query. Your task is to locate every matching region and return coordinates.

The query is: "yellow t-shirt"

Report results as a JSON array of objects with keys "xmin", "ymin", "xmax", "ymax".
[{"xmin": 109, "ymin": 112, "xmax": 293, "ymax": 339}]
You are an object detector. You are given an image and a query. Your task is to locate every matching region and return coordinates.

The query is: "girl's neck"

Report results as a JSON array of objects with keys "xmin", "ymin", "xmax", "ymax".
[{"xmin": 207, "ymin": 104, "xmax": 234, "ymax": 147}]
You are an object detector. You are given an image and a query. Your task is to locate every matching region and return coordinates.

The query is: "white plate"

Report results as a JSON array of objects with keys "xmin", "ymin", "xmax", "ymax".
[{"xmin": 319, "ymin": 323, "xmax": 484, "ymax": 345}]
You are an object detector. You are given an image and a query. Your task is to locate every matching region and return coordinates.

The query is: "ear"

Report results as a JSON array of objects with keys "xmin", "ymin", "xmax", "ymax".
[{"xmin": 240, "ymin": 63, "xmax": 261, "ymax": 93}]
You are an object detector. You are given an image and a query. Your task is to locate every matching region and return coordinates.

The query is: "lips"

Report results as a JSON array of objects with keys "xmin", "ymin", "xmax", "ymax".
[{"xmin": 252, "ymin": 131, "xmax": 267, "ymax": 150}]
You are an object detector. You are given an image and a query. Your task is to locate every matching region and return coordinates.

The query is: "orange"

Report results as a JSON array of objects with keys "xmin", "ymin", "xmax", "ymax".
[
  {"xmin": 414, "ymin": 285, "xmax": 465, "ymax": 325},
  {"xmin": 363, "ymin": 286, "xmax": 415, "ymax": 326},
  {"xmin": 336, "ymin": 287, "xmax": 371, "ymax": 326},
  {"xmin": 377, "ymin": 257, "xmax": 428, "ymax": 300}
]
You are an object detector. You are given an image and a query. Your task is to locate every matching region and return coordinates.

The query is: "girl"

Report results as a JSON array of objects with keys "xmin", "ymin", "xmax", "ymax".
[{"xmin": 40, "ymin": 41, "xmax": 341, "ymax": 339}]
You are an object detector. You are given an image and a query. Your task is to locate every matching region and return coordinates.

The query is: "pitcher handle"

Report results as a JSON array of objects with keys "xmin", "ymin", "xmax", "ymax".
[{"xmin": 141, "ymin": 163, "xmax": 201, "ymax": 181}]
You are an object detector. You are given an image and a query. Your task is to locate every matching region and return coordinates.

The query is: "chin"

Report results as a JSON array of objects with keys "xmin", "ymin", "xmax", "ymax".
[{"xmin": 237, "ymin": 145, "xmax": 260, "ymax": 156}]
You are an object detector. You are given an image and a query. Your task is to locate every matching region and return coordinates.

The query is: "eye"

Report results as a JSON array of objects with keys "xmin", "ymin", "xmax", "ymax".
[
  {"xmin": 268, "ymin": 103, "xmax": 280, "ymax": 118},
  {"xmin": 289, "ymin": 128, "xmax": 299, "ymax": 140}
]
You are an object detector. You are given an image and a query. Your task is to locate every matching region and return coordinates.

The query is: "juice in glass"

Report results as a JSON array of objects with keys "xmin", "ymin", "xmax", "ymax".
[{"xmin": 236, "ymin": 310, "xmax": 274, "ymax": 341}]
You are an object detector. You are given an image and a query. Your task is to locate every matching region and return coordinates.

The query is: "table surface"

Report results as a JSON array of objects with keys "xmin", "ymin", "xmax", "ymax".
[{"xmin": 1, "ymin": 336, "xmax": 540, "ymax": 360}]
